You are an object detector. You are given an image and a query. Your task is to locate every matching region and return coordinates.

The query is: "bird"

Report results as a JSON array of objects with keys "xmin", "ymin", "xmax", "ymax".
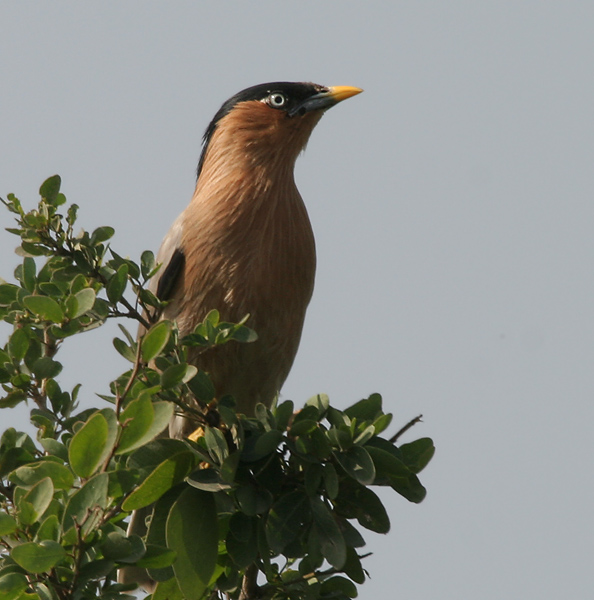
[
  {"xmin": 150, "ymin": 81, "xmax": 362, "ymax": 437},
  {"xmin": 121, "ymin": 81, "xmax": 361, "ymax": 592}
]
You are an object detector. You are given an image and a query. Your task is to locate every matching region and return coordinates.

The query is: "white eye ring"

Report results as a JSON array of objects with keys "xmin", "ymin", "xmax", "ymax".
[{"xmin": 267, "ymin": 92, "xmax": 287, "ymax": 108}]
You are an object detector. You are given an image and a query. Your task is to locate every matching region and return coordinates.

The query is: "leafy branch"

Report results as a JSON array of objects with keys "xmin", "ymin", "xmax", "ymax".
[{"xmin": 0, "ymin": 176, "xmax": 434, "ymax": 600}]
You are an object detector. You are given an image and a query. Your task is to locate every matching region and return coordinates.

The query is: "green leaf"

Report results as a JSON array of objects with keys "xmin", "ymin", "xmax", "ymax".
[
  {"xmin": 0, "ymin": 572, "xmax": 28, "ymax": 600},
  {"xmin": 160, "ymin": 363, "xmax": 198, "ymax": 389},
  {"xmin": 204, "ymin": 426, "xmax": 228, "ymax": 464},
  {"xmin": 19, "ymin": 477, "xmax": 54, "ymax": 525},
  {"xmin": 0, "ymin": 512, "xmax": 17, "ymax": 535},
  {"xmin": 72, "ymin": 287, "xmax": 96, "ymax": 318},
  {"xmin": 323, "ymin": 463, "xmax": 339, "ymax": 499},
  {"xmin": 122, "ymin": 451, "xmax": 195, "ymax": 511},
  {"xmin": 0, "ymin": 284, "xmax": 19, "ymax": 306},
  {"xmin": 36, "ymin": 514, "xmax": 60, "ymax": 542},
  {"xmin": 321, "ymin": 576, "xmax": 358, "ymax": 598},
  {"xmin": 265, "ymin": 491, "xmax": 310, "ymax": 554},
  {"xmin": 226, "ymin": 514, "xmax": 257, "ymax": 568},
  {"xmin": 310, "ymin": 496, "xmax": 346, "ymax": 569},
  {"xmin": 23, "ymin": 295, "xmax": 64, "ymax": 323},
  {"xmin": 399, "ymin": 437, "xmax": 435, "ymax": 474},
  {"xmin": 113, "ymin": 337, "xmax": 137, "ymax": 362},
  {"xmin": 365, "ymin": 444, "xmax": 410, "ymax": 485},
  {"xmin": 343, "ymin": 545, "xmax": 366, "ymax": 583},
  {"xmin": 343, "ymin": 483, "xmax": 390, "ymax": 534},
  {"xmin": 117, "ymin": 400, "xmax": 173, "ymax": 455},
  {"xmin": 274, "ymin": 400, "xmax": 294, "ymax": 432},
  {"xmin": 153, "ymin": 577, "xmax": 184, "ymax": 600},
  {"xmin": 8, "ymin": 328, "xmax": 30, "ymax": 361},
  {"xmin": 39, "ymin": 175, "xmax": 61, "ymax": 203},
  {"xmin": 305, "ymin": 393, "xmax": 330, "ymax": 416},
  {"xmin": 344, "ymin": 393, "xmax": 383, "ymax": 422},
  {"xmin": 32, "ymin": 356, "xmax": 63, "ymax": 379},
  {"xmin": 134, "ymin": 544, "xmax": 176, "ymax": 569},
  {"xmin": 333, "ymin": 446, "xmax": 376, "ymax": 485},
  {"xmin": 141, "ymin": 321, "xmax": 171, "ymax": 362},
  {"xmin": 167, "ymin": 486, "xmax": 218, "ymax": 600},
  {"xmin": 22, "ymin": 257, "xmax": 36, "ymax": 292},
  {"xmin": 62, "ymin": 472, "xmax": 109, "ymax": 533},
  {"xmin": 68, "ymin": 412, "xmax": 113, "ymax": 478},
  {"xmin": 140, "ymin": 250, "xmax": 156, "ymax": 279},
  {"xmin": 11, "ymin": 540, "xmax": 66, "ymax": 573},
  {"xmin": 39, "ymin": 438, "xmax": 68, "ymax": 461},
  {"xmin": 186, "ymin": 468, "xmax": 232, "ymax": 492},
  {"xmin": 100, "ymin": 531, "xmax": 146, "ymax": 563},
  {"xmin": 117, "ymin": 396, "xmax": 154, "ymax": 454},
  {"xmin": 107, "ymin": 264, "xmax": 128, "ymax": 303},
  {"xmin": 10, "ymin": 460, "xmax": 74, "ymax": 490},
  {"xmin": 90, "ymin": 226, "xmax": 115, "ymax": 245}
]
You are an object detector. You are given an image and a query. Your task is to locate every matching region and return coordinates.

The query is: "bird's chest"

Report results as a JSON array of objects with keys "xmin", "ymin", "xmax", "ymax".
[{"xmin": 180, "ymin": 192, "xmax": 316, "ymax": 332}]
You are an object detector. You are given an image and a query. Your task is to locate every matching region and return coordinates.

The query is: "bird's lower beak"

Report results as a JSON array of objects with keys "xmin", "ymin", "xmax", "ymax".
[{"xmin": 289, "ymin": 85, "xmax": 363, "ymax": 116}]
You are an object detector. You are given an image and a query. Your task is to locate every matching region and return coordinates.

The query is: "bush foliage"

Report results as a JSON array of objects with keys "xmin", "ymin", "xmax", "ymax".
[{"xmin": 0, "ymin": 176, "xmax": 434, "ymax": 600}]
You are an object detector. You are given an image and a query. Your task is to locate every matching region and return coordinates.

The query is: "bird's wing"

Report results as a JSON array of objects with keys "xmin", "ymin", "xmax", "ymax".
[{"xmin": 150, "ymin": 213, "xmax": 186, "ymax": 302}]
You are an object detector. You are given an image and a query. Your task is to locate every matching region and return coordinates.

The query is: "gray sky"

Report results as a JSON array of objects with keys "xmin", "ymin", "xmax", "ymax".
[{"xmin": 1, "ymin": 3, "xmax": 593, "ymax": 598}]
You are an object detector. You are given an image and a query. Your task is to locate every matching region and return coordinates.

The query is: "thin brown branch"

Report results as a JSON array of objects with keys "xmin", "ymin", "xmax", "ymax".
[{"xmin": 389, "ymin": 414, "xmax": 423, "ymax": 444}]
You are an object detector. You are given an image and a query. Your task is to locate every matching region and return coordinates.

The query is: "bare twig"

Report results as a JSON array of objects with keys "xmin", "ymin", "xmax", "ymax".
[{"xmin": 389, "ymin": 414, "xmax": 423, "ymax": 443}]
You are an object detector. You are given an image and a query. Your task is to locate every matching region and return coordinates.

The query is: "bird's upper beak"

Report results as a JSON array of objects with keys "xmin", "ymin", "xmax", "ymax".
[{"xmin": 288, "ymin": 85, "xmax": 363, "ymax": 117}]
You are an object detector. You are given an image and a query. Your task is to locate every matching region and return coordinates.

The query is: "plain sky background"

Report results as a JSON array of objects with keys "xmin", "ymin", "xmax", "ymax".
[{"xmin": 1, "ymin": 3, "xmax": 593, "ymax": 598}]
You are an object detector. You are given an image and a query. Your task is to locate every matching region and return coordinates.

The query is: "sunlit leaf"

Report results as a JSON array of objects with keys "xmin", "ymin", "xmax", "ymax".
[
  {"xmin": 122, "ymin": 451, "xmax": 194, "ymax": 511},
  {"xmin": 69, "ymin": 412, "xmax": 113, "ymax": 478},
  {"xmin": 141, "ymin": 321, "xmax": 171, "ymax": 362},
  {"xmin": 23, "ymin": 295, "xmax": 64, "ymax": 322}
]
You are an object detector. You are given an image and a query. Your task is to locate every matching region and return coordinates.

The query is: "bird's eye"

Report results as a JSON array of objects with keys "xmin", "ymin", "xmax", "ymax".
[{"xmin": 267, "ymin": 92, "xmax": 287, "ymax": 108}]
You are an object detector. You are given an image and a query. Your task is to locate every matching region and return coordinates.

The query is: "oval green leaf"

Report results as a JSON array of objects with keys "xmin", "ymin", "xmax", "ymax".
[
  {"xmin": 68, "ymin": 412, "xmax": 112, "ymax": 478},
  {"xmin": 122, "ymin": 451, "xmax": 194, "ymax": 511},
  {"xmin": 141, "ymin": 321, "xmax": 171, "ymax": 362},
  {"xmin": 11, "ymin": 540, "xmax": 66, "ymax": 573},
  {"xmin": 167, "ymin": 486, "xmax": 218, "ymax": 600},
  {"xmin": 23, "ymin": 295, "xmax": 64, "ymax": 323}
]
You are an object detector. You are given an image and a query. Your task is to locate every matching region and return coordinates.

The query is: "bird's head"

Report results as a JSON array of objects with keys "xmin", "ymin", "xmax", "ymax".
[{"xmin": 196, "ymin": 82, "xmax": 362, "ymax": 181}]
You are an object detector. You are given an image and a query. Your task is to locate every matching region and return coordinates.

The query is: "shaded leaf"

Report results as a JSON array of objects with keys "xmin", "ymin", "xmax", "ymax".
[
  {"xmin": 265, "ymin": 490, "xmax": 310, "ymax": 554},
  {"xmin": 62, "ymin": 472, "xmax": 109, "ymax": 532},
  {"xmin": 153, "ymin": 577, "xmax": 184, "ymax": 600},
  {"xmin": 321, "ymin": 575, "xmax": 358, "ymax": 598},
  {"xmin": 8, "ymin": 328, "xmax": 30, "ymax": 361},
  {"xmin": 187, "ymin": 468, "xmax": 232, "ymax": 492},
  {"xmin": 107, "ymin": 264, "xmax": 128, "ymax": 303},
  {"xmin": 310, "ymin": 497, "xmax": 346, "ymax": 569},
  {"xmin": 0, "ymin": 512, "xmax": 17, "ymax": 535},
  {"xmin": 0, "ymin": 572, "xmax": 28, "ymax": 600},
  {"xmin": 11, "ymin": 540, "xmax": 66, "ymax": 573},
  {"xmin": 344, "ymin": 393, "xmax": 383, "ymax": 422},
  {"xmin": 167, "ymin": 486, "xmax": 218, "ymax": 600},
  {"xmin": 39, "ymin": 175, "xmax": 61, "ymax": 203},
  {"xmin": 32, "ymin": 356, "xmax": 63, "ymax": 379},
  {"xmin": 160, "ymin": 363, "xmax": 197, "ymax": 389},
  {"xmin": 19, "ymin": 477, "xmax": 54, "ymax": 525},
  {"xmin": 399, "ymin": 437, "xmax": 435, "ymax": 474},
  {"xmin": 333, "ymin": 446, "xmax": 376, "ymax": 485}
]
